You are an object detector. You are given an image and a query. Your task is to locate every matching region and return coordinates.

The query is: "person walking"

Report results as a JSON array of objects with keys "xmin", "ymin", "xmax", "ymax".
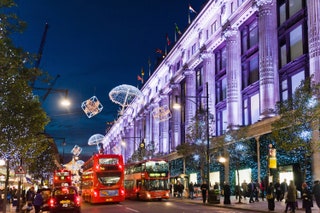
[
  {"xmin": 280, "ymin": 178, "xmax": 288, "ymax": 202},
  {"xmin": 266, "ymin": 182, "xmax": 275, "ymax": 211},
  {"xmin": 33, "ymin": 189, "xmax": 43, "ymax": 213},
  {"xmin": 312, "ymin": 180, "xmax": 320, "ymax": 209},
  {"xmin": 200, "ymin": 181, "xmax": 208, "ymax": 204},
  {"xmin": 26, "ymin": 187, "xmax": 35, "ymax": 207},
  {"xmin": 260, "ymin": 178, "xmax": 266, "ymax": 201},
  {"xmin": 284, "ymin": 180, "xmax": 297, "ymax": 213},
  {"xmin": 274, "ymin": 179, "xmax": 282, "ymax": 201},
  {"xmin": 223, "ymin": 182, "xmax": 231, "ymax": 204},
  {"xmin": 248, "ymin": 180, "xmax": 256, "ymax": 203},
  {"xmin": 301, "ymin": 182, "xmax": 313, "ymax": 213},
  {"xmin": 189, "ymin": 182, "xmax": 194, "ymax": 199},
  {"xmin": 241, "ymin": 180, "xmax": 248, "ymax": 200}
]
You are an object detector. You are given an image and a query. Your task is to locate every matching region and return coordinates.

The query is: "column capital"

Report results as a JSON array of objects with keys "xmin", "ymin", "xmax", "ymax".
[{"xmin": 256, "ymin": 0, "xmax": 273, "ymax": 7}]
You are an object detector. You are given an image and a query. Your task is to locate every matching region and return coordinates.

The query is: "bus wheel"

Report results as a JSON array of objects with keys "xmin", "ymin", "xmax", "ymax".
[{"xmin": 158, "ymin": 198, "xmax": 162, "ymax": 201}]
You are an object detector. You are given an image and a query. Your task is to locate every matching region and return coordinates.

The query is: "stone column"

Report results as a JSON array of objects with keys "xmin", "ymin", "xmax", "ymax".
[
  {"xmin": 152, "ymin": 103, "xmax": 160, "ymax": 154},
  {"xmin": 171, "ymin": 84, "xmax": 181, "ymax": 147},
  {"xmin": 160, "ymin": 95, "xmax": 169, "ymax": 154},
  {"xmin": 257, "ymin": 0, "xmax": 279, "ymax": 119},
  {"xmin": 224, "ymin": 27, "xmax": 242, "ymax": 128},
  {"xmin": 307, "ymin": 0, "xmax": 320, "ymax": 83},
  {"xmin": 306, "ymin": 0, "xmax": 320, "ymax": 180},
  {"xmin": 201, "ymin": 51, "xmax": 216, "ymax": 137},
  {"xmin": 184, "ymin": 69, "xmax": 196, "ymax": 131}
]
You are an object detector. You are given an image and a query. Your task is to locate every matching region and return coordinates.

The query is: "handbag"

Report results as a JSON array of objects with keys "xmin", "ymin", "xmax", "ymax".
[{"xmin": 266, "ymin": 194, "xmax": 273, "ymax": 199}]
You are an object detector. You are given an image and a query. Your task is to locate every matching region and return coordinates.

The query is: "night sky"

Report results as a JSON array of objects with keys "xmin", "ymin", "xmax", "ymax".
[{"xmin": 12, "ymin": 0, "xmax": 207, "ymax": 162}]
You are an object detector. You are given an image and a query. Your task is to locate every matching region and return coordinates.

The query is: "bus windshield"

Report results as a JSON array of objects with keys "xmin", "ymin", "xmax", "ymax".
[
  {"xmin": 145, "ymin": 160, "xmax": 169, "ymax": 173},
  {"xmin": 97, "ymin": 172, "xmax": 122, "ymax": 186},
  {"xmin": 144, "ymin": 179, "xmax": 169, "ymax": 191}
]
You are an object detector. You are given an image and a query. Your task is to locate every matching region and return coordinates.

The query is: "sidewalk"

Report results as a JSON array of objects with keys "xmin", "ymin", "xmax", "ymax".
[{"xmin": 172, "ymin": 195, "xmax": 320, "ymax": 213}]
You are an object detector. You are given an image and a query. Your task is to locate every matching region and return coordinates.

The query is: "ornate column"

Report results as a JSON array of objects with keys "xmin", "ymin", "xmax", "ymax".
[
  {"xmin": 307, "ymin": 0, "xmax": 320, "ymax": 181},
  {"xmin": 257, "ymin": 0, "xmax": 279, "ymax": 119},
  {"xmin": 224, "ymin": 27, "xmax": 242, "ymax": 128},
  {"xmin": 171, "ymin": 84, "xmax": 181, "ymax": 148},
  {"xmin": 307, "ymin": 0, "xmax": 320, "ymax": 83},
  {"xmin": 159, "ymin": 95, "xmax": 170, "ymax": 154},
  {"xmin": 184, "ymin": 69, "xmax": 196, "ymax": 131},
  {"xmin": 201, "ymin": 51, "xmax": 216, "ymax": 137},
  {"xmin": 152, "ymin": 103, "xmax": 160, "ymax": 154}
]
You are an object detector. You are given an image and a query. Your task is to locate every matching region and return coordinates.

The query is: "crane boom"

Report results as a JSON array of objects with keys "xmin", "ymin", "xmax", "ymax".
[{"xmin": 31, "ymin": 22, "xmax": 49, "ymax": 87}]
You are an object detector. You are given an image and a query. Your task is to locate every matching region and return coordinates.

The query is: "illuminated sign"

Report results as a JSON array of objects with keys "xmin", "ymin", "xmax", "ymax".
[{"xmin": 149, "ymin": 173, "xmax": 167, "ymax": 177}]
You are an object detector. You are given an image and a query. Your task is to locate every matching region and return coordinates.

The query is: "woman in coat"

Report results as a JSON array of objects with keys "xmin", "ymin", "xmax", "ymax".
[
  {"xmin": 302, "ymin": 182, "xmax": 313, "ymax": 213},
  {"xmin": 266, "ymin": 182, "xmax": 275, "ymax": 211}
]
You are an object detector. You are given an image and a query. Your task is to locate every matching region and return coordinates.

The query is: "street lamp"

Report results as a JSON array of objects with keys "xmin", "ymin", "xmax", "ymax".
[{"xmin": 173, "ymin": 82, "xmax": 210, "ymax": 185}]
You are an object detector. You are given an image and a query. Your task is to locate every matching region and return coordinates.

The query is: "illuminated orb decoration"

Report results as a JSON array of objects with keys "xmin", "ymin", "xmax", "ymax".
[
  {"xmin": 109, "ymin": 84, "xmax": 143, "ymax": 115},
  {"xmin": 152, "ymin": 105, "xmax": 172, "ymax": 122},
  {"xmin": 71, "ymin": 145, "xmax": 82, "ymax": 157},
  {"xmin": 88, "ymin": 134, "xmax": 105, "ymax": 146},
  {"xmin": 81, "ymin": 96, "xmax": 103, "ymax": 118}
]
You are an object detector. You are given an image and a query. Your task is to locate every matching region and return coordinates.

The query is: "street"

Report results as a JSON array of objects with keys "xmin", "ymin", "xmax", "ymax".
[{"xmin": 79, "ymin": 199, "xmax": 251, "ymax": 213}]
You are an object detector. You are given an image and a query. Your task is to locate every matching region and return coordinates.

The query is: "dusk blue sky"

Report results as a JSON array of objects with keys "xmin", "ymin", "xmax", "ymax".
[{"xmin": 12, "ymin": 0, "xmax": 207, "ymax": 162}]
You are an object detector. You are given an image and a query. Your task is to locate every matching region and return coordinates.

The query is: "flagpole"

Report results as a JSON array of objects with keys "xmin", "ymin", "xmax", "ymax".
[{"xmin": 188, "ymin": 11, "xmax": 191, "ymax": 24}]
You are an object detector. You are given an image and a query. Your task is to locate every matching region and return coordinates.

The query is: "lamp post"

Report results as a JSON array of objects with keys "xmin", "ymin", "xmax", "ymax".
[{"xmin": 173, "ymin": 82, "xmax": 210, "ymax": 185}]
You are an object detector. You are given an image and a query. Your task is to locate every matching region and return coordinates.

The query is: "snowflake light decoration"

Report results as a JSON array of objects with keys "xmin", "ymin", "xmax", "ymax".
[
  {"xmin": 152, "ymin": 105, "xmax": 172, "ymax": 122},
  {"xmin": 81, "ymin": 96, "xmax": 103, "ymax": 118}
]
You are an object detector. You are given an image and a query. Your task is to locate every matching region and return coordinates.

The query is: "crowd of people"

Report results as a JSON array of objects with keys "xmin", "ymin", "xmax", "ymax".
[{"xmin": 170, "ymin": 178, "xmax": 320, "ymax": 213}]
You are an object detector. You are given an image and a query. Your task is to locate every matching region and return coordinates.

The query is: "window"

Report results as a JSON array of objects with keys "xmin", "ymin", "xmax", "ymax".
[
  {"xmin": 243, "ymin": 93, "xmax": 260, "ymax": 125},
  {"xmin": 215, "ymin": 46, "xmax": 227, "ymax": 75},
  {"xmin": 216, "ymin": 107, "xmax": 227, "ymax": 136},
  {"xmin": 279, "ymin": 0, "xmax": 303, "ymax": 25},
  {"xmin": 241, "ymin": 17, "xmax": 259, "ymax": 90},
  {"xmin": 278, "ymin": 0, "xmax": 308, "ymax": 101},
  {"xmin": 216, "ymin": 77, "xmax": 227, "ymax": 103}
]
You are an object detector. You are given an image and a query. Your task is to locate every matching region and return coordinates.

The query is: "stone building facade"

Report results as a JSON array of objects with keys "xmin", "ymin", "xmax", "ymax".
[{"xmin": 104, "ymin": 0, "xmax": 320, "ymax": 188}]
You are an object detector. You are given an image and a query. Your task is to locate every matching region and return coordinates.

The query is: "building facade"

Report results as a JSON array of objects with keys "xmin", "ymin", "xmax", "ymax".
[{"xmin": 104, "ymin": 0, "xmax": 320, "ymax": 190}]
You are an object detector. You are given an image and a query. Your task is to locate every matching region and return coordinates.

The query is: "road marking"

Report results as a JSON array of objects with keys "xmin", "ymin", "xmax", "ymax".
[{"xmin": 126, "ymin": 207, "xmax": 140, "ymax": 212}]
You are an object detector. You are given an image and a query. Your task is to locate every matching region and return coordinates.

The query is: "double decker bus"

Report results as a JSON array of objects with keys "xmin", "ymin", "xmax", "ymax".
[
  {"xmin": 53, "ymin": 169, "xmax": 72, "ymax": 187},
  {"xmin": 124, "ymin": 159, "xmax": 170, "ymax": 200},
  {"xmin": 80, "ymin": 154, "xmax": 125, "ymax": 203}
]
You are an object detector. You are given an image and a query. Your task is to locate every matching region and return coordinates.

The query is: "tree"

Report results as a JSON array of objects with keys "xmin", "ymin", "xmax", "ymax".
[
  {"xmin": 176, "ymin": 109, "xmax": 208, "ymax": 181},
  {"xmin": 0, "ymin": 1, "xmax": 51, "ymax": 211},
  {"xmin": 271, "ymin": 76, "xmax": 320, "ymax": 180}
]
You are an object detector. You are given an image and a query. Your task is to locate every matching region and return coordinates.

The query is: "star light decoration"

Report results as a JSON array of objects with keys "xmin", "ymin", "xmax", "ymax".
[{"xmin": 81, "ymin": 96, "xmax": 103, "ymax": 118}]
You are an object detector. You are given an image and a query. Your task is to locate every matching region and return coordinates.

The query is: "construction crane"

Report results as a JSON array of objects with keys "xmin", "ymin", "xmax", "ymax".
[
  {"xmin": 31, "ymin": 22, "xmax": 49, "ymax": 87},
  {"xmin": 31, "ymin": 23, "xmax": 68, "ymax": 102}
]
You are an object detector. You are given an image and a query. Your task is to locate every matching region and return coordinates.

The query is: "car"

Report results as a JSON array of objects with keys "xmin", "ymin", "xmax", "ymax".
[{"xmin": 49, "ymin": 186, "xmax": 81, "ymax": 213}]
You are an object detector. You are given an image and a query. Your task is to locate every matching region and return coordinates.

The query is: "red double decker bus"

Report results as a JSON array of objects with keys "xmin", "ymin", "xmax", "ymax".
[
  {"xmin": 53, "ymin": 169, "xmax": 72, "ymax": 187},
  {"xmin": 80, "ymin": 154, "xmax": 125, "ymax": 203},
  {"xmin": 124, "ymin": 159, "xmax": 170, "ymax": 200}
]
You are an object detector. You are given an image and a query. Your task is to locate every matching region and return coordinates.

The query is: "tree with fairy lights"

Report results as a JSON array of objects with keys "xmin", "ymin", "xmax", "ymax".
[
  {"xmin": 0, "ymin": 1, "xmax": 51, "ymax": 211},
  {"xmin": 271, "ymin": 76, "xmax": 320, "ymax": 181}
]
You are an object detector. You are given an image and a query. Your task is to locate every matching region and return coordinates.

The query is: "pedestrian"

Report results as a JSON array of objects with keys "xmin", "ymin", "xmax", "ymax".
[
  {"xmin": 200, "ymin": 181, "xmax": 208, "ymax": 204},
  {"xmin": 284, "ymin": 180, "xmax": 297, "ymax": 213},
  {"xmin": 301, "ymin": 182, "xmax": 313, "ymax": 213},
  {"xmin": 280, "ymin": 178, "xmax": 288, "ymax": 202},
  {"xmin": 241, "ymin": 180, "xmax": 248, "ymax": 200},
  {"xmin": 33, "ymin": 189, "xmax": 43, "ymax": 213},
  {"xmin": 26, "ymin": 186, "xmax": 35, "ymax": 207},
  {"xmin": 312, "ymin": 180, "xmax": 320, "ymax": 209},
  {"xmin": 266, "ymin": 182, "xmax": 275, "ymax": 211},
  {"xmin": 248, "ymin": 180, "xmax": 256, "ymax": 203},
  {"xmin": 177, "ymin": 181, "xmax": 184, "ymax": 198},
  {"xmin": 235, "ymin": 184, "xmax": 241, "ymax": 200},
  {"xmin": 274, "ymin": 179, "xmax": 281, "ymax": 201},
  {"xmin": 260, "ymin": 178, "xmax": 266, "ymax": 201},
  {"xmin": 255, "ymin": 179, "xmax": 260, "ymax": 202},
  {"xmin": 189, "ymin": 182, "xmax": 194, "ymax": 199},
  {"xmin": 223, "ymin": 182, "xmax": 231, "ymax": 204}
]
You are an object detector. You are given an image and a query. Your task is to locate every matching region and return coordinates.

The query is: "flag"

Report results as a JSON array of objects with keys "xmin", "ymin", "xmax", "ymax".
[
  {"xmin": 156, "ymin": 48, "xmax": 163, "ymax": 54},
  {"xmin": 166, "ymin": 33, "xmax": 171, "ymax": 46},
  {"xmin": 175, "ymin": 23, "xmax": 182, "ymax": 35},
  {"xmin": 189, "ymin": 4, "xmax": 197, "ymax": 14},
  {"xmin": 137, "ymin": 75, "xmax": 143, "ymax": 83}
]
